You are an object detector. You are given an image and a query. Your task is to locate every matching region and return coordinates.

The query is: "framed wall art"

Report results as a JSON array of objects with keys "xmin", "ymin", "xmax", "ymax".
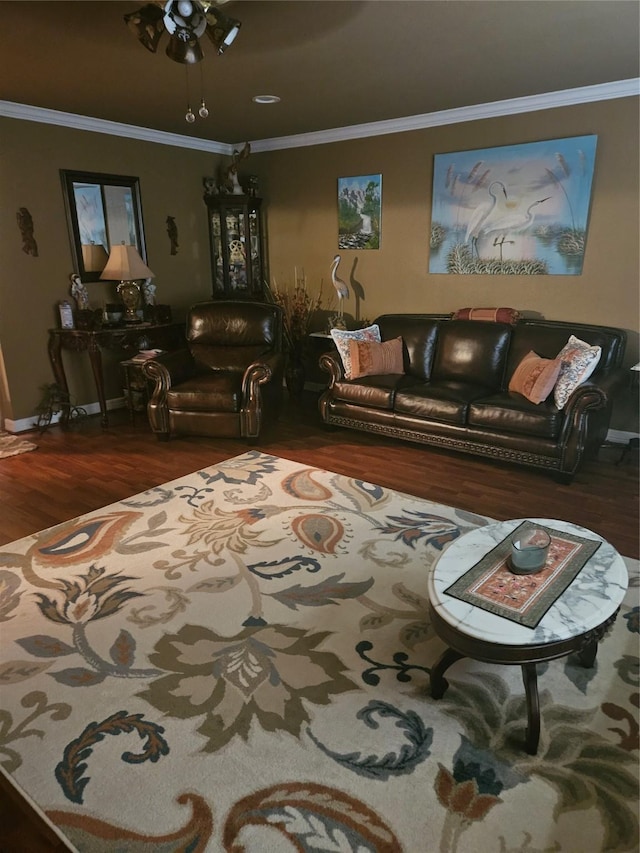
[
  {"xmin": 338, "ymin": 174, "xmax": 381, "ymax": 249},
  {"xmin": 428, "ymin": 135, "xmax": 597, "ymax": 275}
]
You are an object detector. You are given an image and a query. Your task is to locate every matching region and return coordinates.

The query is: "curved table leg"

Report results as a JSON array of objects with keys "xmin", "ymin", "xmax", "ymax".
[
  {"xmin": 577, "ymin": 639, "xmax": 598, "ymax": 668},
  {"xmin": 430, "ymin": 648, "xmax": 465, "ymax": 699},
  {"xmin": 87, "ymin": 341, "xmax": 108, "ymax": 428},
  {"xmin": 521, "ymin": 662, "xmax": 540, "ymax": 755},
  {"xmin": 47, "ymin": 331, "xmax": 70, "ymax": 426}
]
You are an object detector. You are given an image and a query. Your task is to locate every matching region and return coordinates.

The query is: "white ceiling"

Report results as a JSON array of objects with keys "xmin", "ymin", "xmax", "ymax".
[{"xmin": 1, "ymin": 1, "xmax": 638, "ymax": 148}]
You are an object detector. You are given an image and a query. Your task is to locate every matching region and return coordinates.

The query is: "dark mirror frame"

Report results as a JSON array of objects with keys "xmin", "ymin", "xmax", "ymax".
[{"xmin": 60, "ymin": 169, "xmax": 147, "ymax": 283}]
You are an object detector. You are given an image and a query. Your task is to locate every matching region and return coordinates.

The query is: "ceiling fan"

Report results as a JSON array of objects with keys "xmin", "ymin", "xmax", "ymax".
[{"xmin": 124, "ymin": 1, "xmax": 241, "ymax": 65}]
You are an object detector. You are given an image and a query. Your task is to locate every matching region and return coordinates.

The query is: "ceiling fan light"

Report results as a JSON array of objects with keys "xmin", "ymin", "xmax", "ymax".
[
  {"xmin": 164, "ymin": 0, "xmax": 207, "ymax": 40},
  {"xmin": 166, "ymin": 34, "xmax": 204, "ymax": 63},
  {"xmin": 204, "ymin": 7, "xmax": 241, "ymax": 54},
  {"xmin": 124, "ymin": 4, "xmax": 165, "ymax": 53}
]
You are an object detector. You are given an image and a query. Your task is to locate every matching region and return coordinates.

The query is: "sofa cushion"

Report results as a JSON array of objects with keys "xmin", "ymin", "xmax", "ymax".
[
  {"xmin": 431, "ymin": 320, "xmax": 512, "ymax": 390},
  {"xmin": 507, "ymin": 321, "xmax": 622, "ymax": 377},
  {"xmin": 468, "ymin": 393, "xmax": 563, "ymax": 438},
  {"xmin": 553, "ymin": 335, "xmax": 602, "ymax": 409},
  {"xmin": 509, "ymin": 350, "xmax": 562, "ymax": 404},
  {"xmin": 330, "ymin": 324, "xmax": 381, "ymax": 379},
  {"xmin": 191, "ymin": 344, "xmax": 270, "ymax": 372},
  {"xmin": 331, "ymin": 374, "xmax": 402, "ymax": 409},
  {"xmin": 375, "ymin": 316, "xmax": 441, "ymax": 380},
  {"xmin": 349, "ymin": 336, "xmax": 404, "ymax": 379},
  {"xmin": 167, "ymin": 372, "xmax": 242, "ymax": 412},
  {"xmin": 395, "ymin": 381, "xmax": 494, "ymax": 425}
]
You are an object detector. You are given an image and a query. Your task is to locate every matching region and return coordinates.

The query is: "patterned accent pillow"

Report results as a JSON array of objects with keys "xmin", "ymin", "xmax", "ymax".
[
  {"xmin": 349, "ymin": 336, "xmax": 404, "ymax": 379},
  {"xmin": 509, "ymin": 350, "xmax": 562, "ymax": 404},
  {"xmin": 553, "ymin": 335, "xmax": 602, "ymax": 409},
  {"xmin": 330, "ymin": 324, "xmax": 381, "ymax": 379},
  {"xmin": 453, "ymin": 307, "xmax": 521, "ymax": 324}
]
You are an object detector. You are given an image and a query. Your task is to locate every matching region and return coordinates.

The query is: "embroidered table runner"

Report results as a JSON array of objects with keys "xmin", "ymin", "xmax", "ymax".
[{"xmin": 444, "ymin": 521, "xmax": 601, "ymax": 628}]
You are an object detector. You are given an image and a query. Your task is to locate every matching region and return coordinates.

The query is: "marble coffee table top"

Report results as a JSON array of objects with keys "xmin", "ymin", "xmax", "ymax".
[{"xmin": 428, "ymin": 518, "xmax": 628, "ymax": 646}]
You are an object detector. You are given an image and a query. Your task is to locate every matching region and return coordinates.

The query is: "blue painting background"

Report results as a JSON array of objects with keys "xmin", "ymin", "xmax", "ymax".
[{"xmin": 429, "ymin": 135, "xmax": 597, "ymax": 275}]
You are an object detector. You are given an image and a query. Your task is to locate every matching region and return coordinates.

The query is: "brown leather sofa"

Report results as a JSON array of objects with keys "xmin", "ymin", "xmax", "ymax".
[
  {"xmin": 143, "ymin": 300, "xmax": 284, "ymax": 440},
  {"xmin": 319, "ymin": 314, "xmax": 627, "ymax": 481}
]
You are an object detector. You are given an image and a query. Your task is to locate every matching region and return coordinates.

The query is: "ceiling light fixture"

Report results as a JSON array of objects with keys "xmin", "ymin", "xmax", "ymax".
[
  {"xmin": 124, "ymin": 1, "xmax": 239, "ymax": 123},
  {"xmin": 252, "ymin": 95, "xmax": 281, "ymax": 105},
  {"xmin": 124, "ymin": 1, "xmax": 241, "ymax": 65}
]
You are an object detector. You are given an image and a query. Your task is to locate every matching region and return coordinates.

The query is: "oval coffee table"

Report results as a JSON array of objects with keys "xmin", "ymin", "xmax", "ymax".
[{"xmin": 427, "ymin": 518, "xmax": 628, "ymax": 754}]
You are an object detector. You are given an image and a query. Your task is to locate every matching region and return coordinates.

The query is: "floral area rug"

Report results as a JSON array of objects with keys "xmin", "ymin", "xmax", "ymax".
[
  {"xmin": 0, "ymin": 451, "xmax": 638, "ymax": 852},
  {"xmin": 0, "ymin": 429, "xmax": 37, "ymax": 459}
]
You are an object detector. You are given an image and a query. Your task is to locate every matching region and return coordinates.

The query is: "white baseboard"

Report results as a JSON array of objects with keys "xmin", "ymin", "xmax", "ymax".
[
  {"xmin": 607, "ymin": 429, "xmax": 640, "ymax": 445},
  {"xmin": 4, "ymin": 397, "xmax": 126, "ymax": 434}
]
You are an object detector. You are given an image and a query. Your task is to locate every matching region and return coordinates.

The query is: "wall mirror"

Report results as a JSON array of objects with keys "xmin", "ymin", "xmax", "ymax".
[{"xmin": 61, "ymin": 170, "xmax": 147, "ymax": 283}]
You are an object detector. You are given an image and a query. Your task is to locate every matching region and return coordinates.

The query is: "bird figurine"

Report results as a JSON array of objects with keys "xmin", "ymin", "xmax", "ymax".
[{"xmin": 330, "ymin": 254, "xmax": 349, "ymax": 321}]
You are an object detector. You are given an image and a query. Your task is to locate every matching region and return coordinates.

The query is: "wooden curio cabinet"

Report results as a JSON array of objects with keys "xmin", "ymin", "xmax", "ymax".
[{"xmin": 204, "ymin": 194, "xmax": 266, "ymax": 299}]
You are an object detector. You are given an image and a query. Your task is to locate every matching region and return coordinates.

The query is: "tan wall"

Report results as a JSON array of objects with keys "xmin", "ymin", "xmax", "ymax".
[
  {"xmin": 1, "ymin": 95, "xmax": 638, "ymax": 429},
  {"xmin": 0, "ymin": 119, "xmax": 218, "ymax": 423},
  {"xmin": 256, "ymin": 96, "xmax": 639, "ymax": 361}
]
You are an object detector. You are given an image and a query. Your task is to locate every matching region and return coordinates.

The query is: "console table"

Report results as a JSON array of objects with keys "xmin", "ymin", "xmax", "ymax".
[{"xmin": 48, "ymin": 322, "xmax": 184, "ymax": 428}]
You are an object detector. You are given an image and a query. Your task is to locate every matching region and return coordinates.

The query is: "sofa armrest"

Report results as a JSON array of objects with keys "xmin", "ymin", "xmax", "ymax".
[
  {"xmin": 319, "ymin": 351, "xmax": 345, "ymax": 386},
  {"xmin": 563, "ymin": 366, "xmax": 628, "ymax": 412},
  {"xmin": 242, "ymin": 352, "xmax": 284, "ymax": 394},
  {"xmin": 142, "ymin": 349, "xmax": 196, "ymax": 399}
]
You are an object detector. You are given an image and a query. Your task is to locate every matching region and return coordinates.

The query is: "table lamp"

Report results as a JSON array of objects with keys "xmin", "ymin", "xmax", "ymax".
[{"xmin": 100, "ymin": 244, "xmax": 155, "ymax": 323}]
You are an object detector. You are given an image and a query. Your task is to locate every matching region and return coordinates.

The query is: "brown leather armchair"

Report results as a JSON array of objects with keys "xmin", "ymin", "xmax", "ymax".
[{"xmin": 142, "ymin": 301, "xmax": 284, "ymax": 440}]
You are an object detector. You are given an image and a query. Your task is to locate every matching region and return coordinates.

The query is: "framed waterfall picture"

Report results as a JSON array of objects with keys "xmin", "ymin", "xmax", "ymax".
[
  {"xmin": 428, "ymin": 135, "xmax": 597, "ymax": 275},
  {"xmin": 338, "ymin": 174, "xmax": 381, "ymax": 249}
]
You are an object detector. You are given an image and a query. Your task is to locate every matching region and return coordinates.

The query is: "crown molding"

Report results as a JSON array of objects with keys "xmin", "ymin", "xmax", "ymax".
[
  {"xmin": 246, "ymin": 78, "xmax": 640, "ymax": 152},
  {"xmin": 0, "ymin": 101, "xmax": 233, "ymax": 154},
  {"xmin": 1, "ymin": 78, "xmax": 638, "ymax": 154}
]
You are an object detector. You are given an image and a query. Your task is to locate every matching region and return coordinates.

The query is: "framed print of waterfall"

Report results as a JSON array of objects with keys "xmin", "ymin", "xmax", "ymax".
[
  {"xmin": 428, "ymin": 135, "xmax": 597, "ymax": 275},
  {"xmin": 338, "ymin": 174, "xmax": 381, "ymax": 249}
]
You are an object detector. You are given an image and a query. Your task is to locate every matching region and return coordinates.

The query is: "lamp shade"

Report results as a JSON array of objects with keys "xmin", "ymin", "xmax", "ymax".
[
  {"xmin": 100, "ymin": 245, "xmax": 154, "ymax": 281},
  {"xmin": 81, "ymin": 243, "xmax": 109, "ymax": 272}
]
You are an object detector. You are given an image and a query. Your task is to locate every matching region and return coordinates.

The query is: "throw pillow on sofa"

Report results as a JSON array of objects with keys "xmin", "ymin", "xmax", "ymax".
[
  {"xmin": 330, "ymin": 324, "xmax": 381, "ymax": 379},
  {"xmin": 453, "ymin": 307, "xmax": 521, "ymax": 324},
  {"xmin": 553, "ymin": 335, "xmax": 602, "ymax": 409},
  {"xmin": 509, "ymin": 350, "xmax": 562, "ymax": 404},
  {"xmin": 349, "ymin": 336, "xmax": 404, "ymax": 379}
]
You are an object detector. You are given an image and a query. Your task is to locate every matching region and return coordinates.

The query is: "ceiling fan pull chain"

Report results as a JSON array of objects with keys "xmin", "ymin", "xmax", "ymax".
[
  {"xmin": 198, "ymin": 63, "xmax": 209, "ymax": 119},
  {"xmin": 185, "ymin": 65, "xmax": 195, "ymax": 123}
]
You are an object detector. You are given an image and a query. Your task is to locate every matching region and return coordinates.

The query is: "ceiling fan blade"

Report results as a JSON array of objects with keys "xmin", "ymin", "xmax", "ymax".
[{"xmin": 124, "ymin": 4, "xmax": 165, "ymax": 53}]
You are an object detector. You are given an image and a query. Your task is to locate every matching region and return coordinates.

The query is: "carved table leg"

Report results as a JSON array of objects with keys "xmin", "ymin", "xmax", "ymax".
[
  {"xmin": 87, "ymin": 340, "xmax": 108, "ymax": 428},
  {"xmin": 430, "ymin": 648, "xmax": 465, "ymax": 699},
  {"xmin": 521, "ymin": 662, "xmax": 540, "ymax": 755},
  {"xmin": 47, "ymin": 332, "xmax": 70, "ymax": 426}
]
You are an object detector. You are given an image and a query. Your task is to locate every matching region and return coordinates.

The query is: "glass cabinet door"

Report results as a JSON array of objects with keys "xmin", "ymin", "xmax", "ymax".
[{"xmin": 205, "ymin": 195, "xmax": 265, "ymax": 299}]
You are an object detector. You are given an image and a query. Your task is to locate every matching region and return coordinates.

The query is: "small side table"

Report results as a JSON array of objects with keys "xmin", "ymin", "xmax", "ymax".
[
  {"xmin": 120, "ymin": 359, "xmax": 152, "ymax": 422},
  {"xmin": 427, "ymin": 518, "xmax": 628, "ymax": 754}
]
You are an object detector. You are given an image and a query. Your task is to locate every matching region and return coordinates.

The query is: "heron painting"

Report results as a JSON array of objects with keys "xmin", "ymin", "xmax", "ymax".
[{"xmin": 428, "ymin": 135, "xmax": 597, "ymax": 275}]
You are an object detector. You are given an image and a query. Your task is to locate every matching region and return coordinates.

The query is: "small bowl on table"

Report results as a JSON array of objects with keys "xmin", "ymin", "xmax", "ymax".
[{"xmin": 509, "ymin": 527, "xmax": 551, "ymax": 575}]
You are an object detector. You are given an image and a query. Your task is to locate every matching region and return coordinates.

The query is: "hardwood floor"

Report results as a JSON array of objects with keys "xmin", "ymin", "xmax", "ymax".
[
  {"xmin": 0, "ymin": 392, "xmax": 638, "ymax": 852},
  {"xmin": 1, "ymin": 391, "xmax": 638, "ymax": 558}
]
